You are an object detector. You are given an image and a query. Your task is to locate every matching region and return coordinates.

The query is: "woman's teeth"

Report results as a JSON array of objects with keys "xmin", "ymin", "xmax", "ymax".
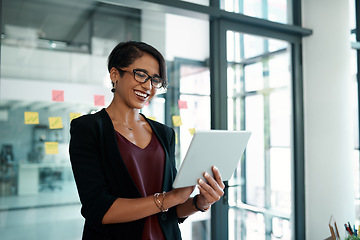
[{"xmin": 135, "ymin": 91, "xmax": 147, "ymax": 98}]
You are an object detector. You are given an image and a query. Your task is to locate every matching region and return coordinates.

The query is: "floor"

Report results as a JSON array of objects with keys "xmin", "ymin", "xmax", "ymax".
[
  {"xmin": 0, "ymin": 181, "xmax": 209, "ymax": 240},
  {"xmin": 0, "ymin": 204, "xmax": 84, "ymax": 240},
  {"xmin": 0, "ymin": 181, "xmax": 84, "ymax": 240}
]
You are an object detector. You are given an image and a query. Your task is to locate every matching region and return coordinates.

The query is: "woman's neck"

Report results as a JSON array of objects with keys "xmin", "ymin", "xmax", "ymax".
[{"xmin": 106, "ymin": 100, "xmax": 141, "ymax": 125}]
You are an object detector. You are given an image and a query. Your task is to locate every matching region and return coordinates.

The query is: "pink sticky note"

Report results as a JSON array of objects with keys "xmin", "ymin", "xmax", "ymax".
[
  {"xmin": 52, "ymin": 90, "xmax": 64, "ymax": 102},
  {"xmin": 178, "ymin": 100, "xmax": 188, "ymax": 109},
  {"xmin": 94, "ymin": 95, "xmax": 105, "ymax": 106}
]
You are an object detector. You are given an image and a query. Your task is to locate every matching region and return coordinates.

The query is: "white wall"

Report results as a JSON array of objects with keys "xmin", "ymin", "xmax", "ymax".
[{"xmin": 302, "ymin": 0, "xmax": 355, "ymax": 239}]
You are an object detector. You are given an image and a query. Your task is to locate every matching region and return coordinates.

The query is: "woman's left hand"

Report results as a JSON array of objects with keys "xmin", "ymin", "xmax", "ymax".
[{"xmin": 196, "ymin": 166, "xmax": 225, "ymax": 210}]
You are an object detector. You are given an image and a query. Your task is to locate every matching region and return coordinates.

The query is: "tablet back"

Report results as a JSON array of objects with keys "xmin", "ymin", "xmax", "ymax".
[{"xmin": 172, "ymin": 130, "xmax": 251, "ymax": 188}]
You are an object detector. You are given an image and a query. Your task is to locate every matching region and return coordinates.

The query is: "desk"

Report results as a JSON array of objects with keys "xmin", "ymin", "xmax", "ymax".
[{"xmin": 18, "ymin": 161, "xmax": 71, "ymax": 195}]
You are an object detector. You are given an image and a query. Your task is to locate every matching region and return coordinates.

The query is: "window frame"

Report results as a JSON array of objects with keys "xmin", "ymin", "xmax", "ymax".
[{"xmin": 208, "ymin": 1, "xmax": 310, "ymax": 239}]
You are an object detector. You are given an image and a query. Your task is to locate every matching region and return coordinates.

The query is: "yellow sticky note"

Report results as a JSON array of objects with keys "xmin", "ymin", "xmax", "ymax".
[
  {"xmin": 69, "ymin": 113, "xmax": 81, "ymax": 121},
  {"xmin": 172, "ymin": 115, "xmax": 182, "ymax": 127},
  {"xmin": 147, "ymin": 116, "xmax": 156, "ymax": 121},
  {"xmin": 24, "ymin": 112, "xmax": 39, "ymax": 124},
  {"xmin": 49, "ymin": 117, "xmax": 63, "ymax": 129},
  {"xmin": 189, "ymin": 128, "xmax": 196, "ymax": 136},
  {"xmin": 45, "ymin": 142, "xmax": 59, "ymax": 154}
]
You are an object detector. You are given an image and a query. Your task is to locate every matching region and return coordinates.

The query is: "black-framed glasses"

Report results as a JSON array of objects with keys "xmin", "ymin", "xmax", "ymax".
[{"xmin": 117, "ymin": 68, "xmax": 164, "ymax": 89}]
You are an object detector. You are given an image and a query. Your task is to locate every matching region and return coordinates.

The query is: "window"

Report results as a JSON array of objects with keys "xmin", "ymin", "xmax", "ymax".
[
  {"xmin": 221, "ymin": 0, "xmax": 290, "ymax": 24},
  {"xmin": 227, "ymin": 31, "xmax": 292, "ymax": 239}
]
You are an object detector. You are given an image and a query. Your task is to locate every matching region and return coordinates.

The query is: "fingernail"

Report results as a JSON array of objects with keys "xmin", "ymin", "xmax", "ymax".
[
  {"xmin": 213, "ymin": 166, "xmax": 218, "ymax": 171},
  {"xmin": 204, "ymin": 172, "xmax": 210, "ymax": 177},
  {"xmin": 198, "ymin": 178, "xmax": 204, "ymax": 184}
]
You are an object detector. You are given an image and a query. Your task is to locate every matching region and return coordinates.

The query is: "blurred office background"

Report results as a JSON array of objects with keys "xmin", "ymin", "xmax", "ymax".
[{"xmin": 0, "ymin": 0, "xmax": 358, "ymax": 239}]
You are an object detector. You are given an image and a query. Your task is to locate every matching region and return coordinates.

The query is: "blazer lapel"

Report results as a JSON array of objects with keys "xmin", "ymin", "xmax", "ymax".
[{"xmin": 143, "ymin": 115, "xmax": 174, "ymax": 192}]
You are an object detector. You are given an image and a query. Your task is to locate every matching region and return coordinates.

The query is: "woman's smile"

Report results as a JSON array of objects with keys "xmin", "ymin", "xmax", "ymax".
[{"xmin": 134, "ymin": 89, "xmax": 149, "ymax": 100}]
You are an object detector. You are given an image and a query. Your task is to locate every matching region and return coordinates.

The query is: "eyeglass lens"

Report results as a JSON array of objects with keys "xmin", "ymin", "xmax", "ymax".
[{"xmin": 134, "ymin": 70, "xmax": 163, "ymax": 88}]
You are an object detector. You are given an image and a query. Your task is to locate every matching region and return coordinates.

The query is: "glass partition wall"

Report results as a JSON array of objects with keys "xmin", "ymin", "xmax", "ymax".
[{"xmin": 0, "ymin": 0, "xmax": 210, "ymax": 239}]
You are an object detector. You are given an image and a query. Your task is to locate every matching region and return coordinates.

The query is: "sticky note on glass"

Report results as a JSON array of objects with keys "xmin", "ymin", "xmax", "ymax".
[
  {"xmin": 178, "ymin": 100, "xmax": 188, "ymax": 109},
  {"xmin": 24, "ymin": 112, "xmax": 39, "ymax": 124},
  {"xmin": 189, "ymin": 128, "xmax": 196, "ymax": 136},
  {"xmin": 148, "ymin": 116, "xmax": 156, "ymax": 121},
  {"xmin": 49, "ymin": 117, "xmax": 63, "ymax": 129},
  {"xmin": 69, "ymin": 113, "xmax": 81, "ymax": 121},
  {"xmin": 172, "ymin": 115, "xmax": 182, "ymax": 127},
  {"xmin": 45, "ymin": 142, "xmax": 59, "ymax": 154},
  {"xmin": 94, "ymin": 95, "xmax": 105, "ymax": 106},
  {"xmin": 52, "ymin": 90, "xmax": 64, "ymax": 102}
]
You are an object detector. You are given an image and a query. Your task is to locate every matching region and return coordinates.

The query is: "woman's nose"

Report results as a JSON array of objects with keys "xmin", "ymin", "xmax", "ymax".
[{"xmin": 141, "ymin": 78, "xmax": 152, "ymax": 90}]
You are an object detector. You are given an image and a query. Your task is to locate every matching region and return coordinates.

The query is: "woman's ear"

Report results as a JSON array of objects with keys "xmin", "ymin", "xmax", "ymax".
[{"xmin": 110, "ymin": 67, "xmax": 118, "ymax": 85}]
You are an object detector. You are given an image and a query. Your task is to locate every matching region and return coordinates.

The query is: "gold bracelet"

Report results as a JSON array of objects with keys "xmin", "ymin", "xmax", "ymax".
[
  {"xmin": 153, "ymin": 193, "xmax": 162, "ymax": 211},
  {"xmin": 153, "ymin": 192, "xmax": 168, "ymax": 212},
  {"xmin": 161, "ymin": 192, "xmax": 168, "ymax": 212}
]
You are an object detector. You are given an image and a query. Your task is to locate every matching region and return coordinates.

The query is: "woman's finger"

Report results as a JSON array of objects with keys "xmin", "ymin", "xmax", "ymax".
[
  {"xmin": 202, "ymin": 172, "xmax": 224, "ymax": 197},
  {"xmin": 197, "ymin": 177, "xmax": 223, "ymax": 202},
  {"xmin": 197, "ymin": 183, "xmax": 218, "ymax": 203},
  {"xmin": 212, "ymin": 166, "xmax": 225, "ymax": 189}
]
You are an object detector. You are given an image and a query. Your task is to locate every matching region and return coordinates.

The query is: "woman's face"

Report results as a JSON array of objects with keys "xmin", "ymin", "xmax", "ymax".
[{"xmin": 111, "ymin": 53, "xmax": 159, "ymax": 109}]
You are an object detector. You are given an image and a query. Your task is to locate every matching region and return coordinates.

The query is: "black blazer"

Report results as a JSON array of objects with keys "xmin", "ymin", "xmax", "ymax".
[{"xmin": 69, "ymin": 108, "xmax": 182, "ymax": 240}]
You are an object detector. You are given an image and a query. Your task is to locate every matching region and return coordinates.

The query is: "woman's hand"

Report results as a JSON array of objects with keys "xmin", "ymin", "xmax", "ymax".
[
  {"xmin": 168, "ymin": 185, "xmax": 195, "ymax": 206},
  {"xmin": 196, "ymin": 166, "xmax": 225, "ymax": 210}
]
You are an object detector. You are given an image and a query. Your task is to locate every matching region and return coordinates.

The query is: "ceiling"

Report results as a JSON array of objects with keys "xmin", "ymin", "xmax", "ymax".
[{"xmin": 2, "ymin": 0, "xmax": 141, "ymax": 46}]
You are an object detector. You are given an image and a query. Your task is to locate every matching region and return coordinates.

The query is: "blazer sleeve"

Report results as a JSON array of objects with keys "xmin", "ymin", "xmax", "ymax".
[{"xmin": 69, "ymin": 117, "xmax": 117, "ymax": 227}]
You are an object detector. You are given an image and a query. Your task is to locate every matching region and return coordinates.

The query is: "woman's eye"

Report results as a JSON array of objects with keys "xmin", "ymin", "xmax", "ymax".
[
  {"xmin": 135, "ymin": 71, "xmax": 147, "ymax": 78},
  {"xmin": 152, "ymin": 78, "xmax": 161, "ymax": 83}
]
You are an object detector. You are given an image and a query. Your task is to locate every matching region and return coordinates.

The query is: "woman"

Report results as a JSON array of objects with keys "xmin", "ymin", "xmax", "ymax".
[{"xmin": 69, "ymin": 41, "xmax": 225, "ymax": 240}]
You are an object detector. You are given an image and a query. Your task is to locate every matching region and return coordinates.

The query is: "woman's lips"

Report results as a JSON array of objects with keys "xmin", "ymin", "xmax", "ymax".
[{"xmin": 134, "ymin": 90, "xmax": 149, "ymax": 100}]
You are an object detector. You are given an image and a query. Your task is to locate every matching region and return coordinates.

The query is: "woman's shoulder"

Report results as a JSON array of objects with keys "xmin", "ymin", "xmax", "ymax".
[{"xmin": 71, "ymin": 108, "xmax": 108, "ymax": 129}]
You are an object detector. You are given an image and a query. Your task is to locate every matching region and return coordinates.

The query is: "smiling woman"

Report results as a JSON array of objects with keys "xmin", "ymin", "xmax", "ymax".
[{"xmin": 68, "ymin": 41, "xmax": 225, "ymax": 240}]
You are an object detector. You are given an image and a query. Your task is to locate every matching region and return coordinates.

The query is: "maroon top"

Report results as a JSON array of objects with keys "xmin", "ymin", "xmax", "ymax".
[{"xmin": 115, "ymin": 131, "xmax": 165, "ymax": 240}]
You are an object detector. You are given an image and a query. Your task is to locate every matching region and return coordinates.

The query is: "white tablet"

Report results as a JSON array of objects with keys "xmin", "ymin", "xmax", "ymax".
[{"xmin": 172, "ymin": 130, "xmax": 251, "ymax": 188}]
